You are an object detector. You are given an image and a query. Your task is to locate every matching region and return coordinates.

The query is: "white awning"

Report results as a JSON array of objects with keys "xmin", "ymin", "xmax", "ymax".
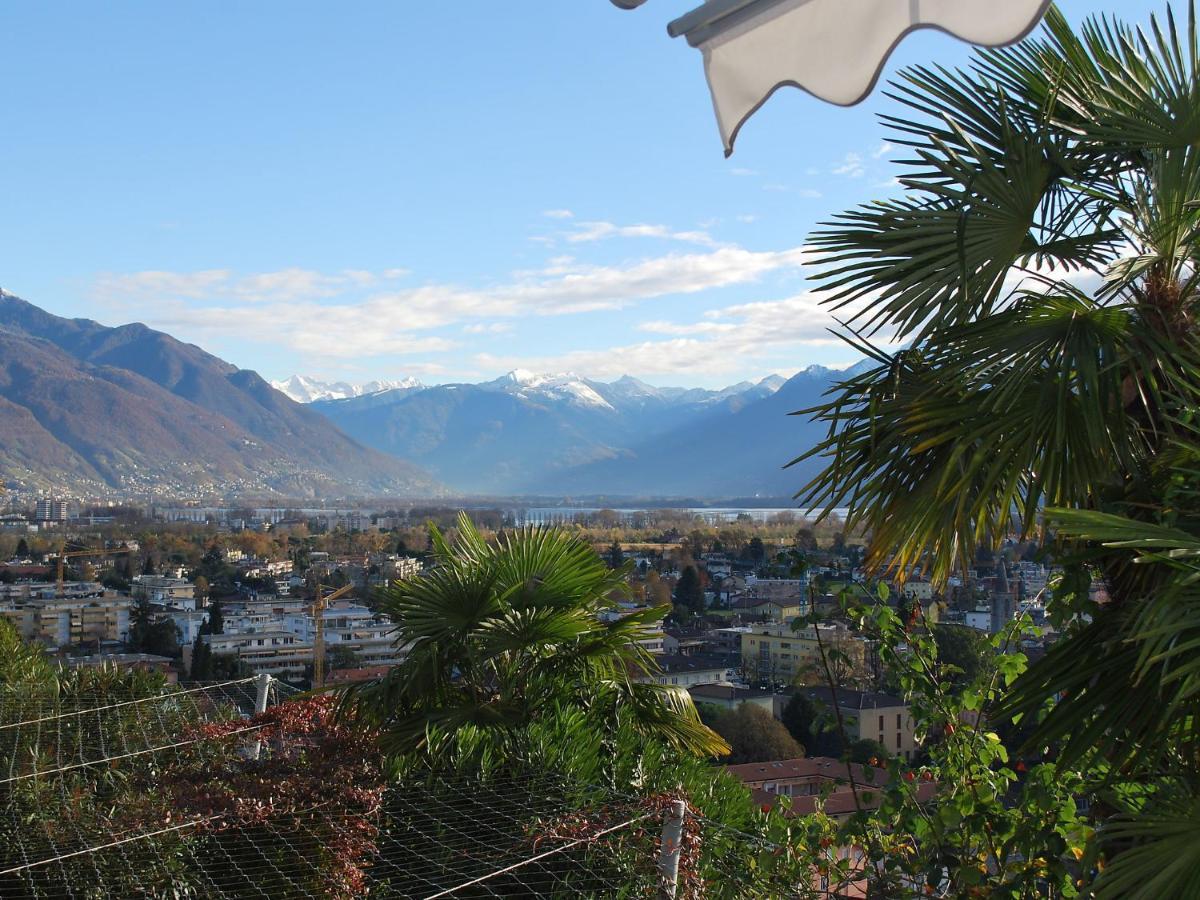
[{"xmin": 663, "ymin": 0, "xmax": 1052, "ymax": 155}]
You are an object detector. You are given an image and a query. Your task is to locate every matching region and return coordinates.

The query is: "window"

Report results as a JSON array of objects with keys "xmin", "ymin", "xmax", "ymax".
[
  {"xmin": 878, "ymin": 715, "xmax": 884, "ymax": 730},
  {"xmin": 897, "ymin": 713, "xmax": 902, "ymax": 729},
  {"xmin": 896, "ymin": 732, "xmax": 901, "ymax": 748}
]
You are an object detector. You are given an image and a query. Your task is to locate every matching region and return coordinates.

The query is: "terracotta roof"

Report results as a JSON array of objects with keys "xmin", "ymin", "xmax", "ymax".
[
  {"xmin": 752, "ymin": 782, "xmax": 937, "ymax": 817},
  {"xmin": 736, "ymin": 758, "xmax": 939, "ymax": 818},
  {"xmin": 726, "ymin": 756, "xmax": 869, "ymax": 785}
]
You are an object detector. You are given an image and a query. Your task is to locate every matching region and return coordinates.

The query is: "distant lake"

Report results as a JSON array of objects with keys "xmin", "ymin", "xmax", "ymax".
[{"xmin": 516, "ymin": 507, "xmax": 847, "ymax": 526}]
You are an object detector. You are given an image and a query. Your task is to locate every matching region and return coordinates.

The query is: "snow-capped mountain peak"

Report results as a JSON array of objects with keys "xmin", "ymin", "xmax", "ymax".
[
  {"xmin": 271, "ymin": 374, "xmax": 422, "ymax": 403},
  {"xmin": 486, "ymin": 371, "xmax": 615, "ymax": 411},
  {"xmin": 758, "ymin": 374, "xmax": 787, "ymax": 392}
]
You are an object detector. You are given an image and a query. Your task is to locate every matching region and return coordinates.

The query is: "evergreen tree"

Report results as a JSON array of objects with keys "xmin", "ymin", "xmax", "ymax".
[
  {"xmin": 129, "ymin": 596, "xmax": 154, "ymax": 649},
  {"xmin": 207, "ymin": 597, "xmax": 224, "ymax": 635},
  {"xmin": 15, "ymin": 538, "xmax": 29, "ymax": 559},
  {"xmin": 189, "ymin": 631, "xmax": 211, "ymax": 680},
  {"xmin": 780, "ymin": 691, "xmax": 819, "ymax": 750},
  {"xmin": 794, "ymin": 529, "xmax": 818, "ymax": 552},
  {"xmin": 607, "ymin": 541, "xmax": 625, "ymax": 569},
  {"xmin": 673, "ymin": 566, "xmax": 704, "ymax": 616}
]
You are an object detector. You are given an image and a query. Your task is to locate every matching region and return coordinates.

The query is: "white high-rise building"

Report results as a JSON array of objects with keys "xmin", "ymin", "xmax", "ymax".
[{"xmin": 35, "ymin": 498, "xmax": 67, "ymax": 523}]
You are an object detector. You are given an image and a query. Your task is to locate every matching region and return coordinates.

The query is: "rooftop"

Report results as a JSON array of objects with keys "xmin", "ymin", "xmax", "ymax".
[
  {"xmin": 688, "ymin": 684, "xmax": 772, "ymax": 701},
  {"xmin": 652, "ymin": 652, "xmax": 737, "ymax": 674},
  {"xmin": 799, "ymin": 686, "xmax": 907, "ymax": 710}
]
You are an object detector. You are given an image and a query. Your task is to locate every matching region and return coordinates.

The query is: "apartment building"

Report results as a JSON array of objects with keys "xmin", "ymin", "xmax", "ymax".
[
  {"xmin": 35, "ymin": 498, "xmax": 67, "ymax": 523},
  {"xmin": 203, "ymin": 631, "xmax": 313, "ymax": 679},
  {"xmin": 0, "ymin": 595, "xmax": 131, "ymax": 647},
  {"xmin": 282, "ymin": 602, "xmax": 404, "ymax": 668},
  {"xmin": 798, "ymin": 686, "xmax": 918, "ymax": 759},
  {"xmin": 643, "ymin": 653, "xmax": 738, "ymax": 688},
  {"xmin": 132, "ymin": 575, "xmax": 196, "ymax": 608},
  {"xmin": 740, "ymin": 622, "xmax": 865, "ymax": 686}
]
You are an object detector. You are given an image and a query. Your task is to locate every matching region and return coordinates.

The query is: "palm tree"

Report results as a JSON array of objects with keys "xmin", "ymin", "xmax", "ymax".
[
  {"xmin": 795, "ymin": 4, "xmax": 1200, "ymax": 896},
  {"xmin": 336, "ymin": 513, "xmax": 727, "ymax": 763}
]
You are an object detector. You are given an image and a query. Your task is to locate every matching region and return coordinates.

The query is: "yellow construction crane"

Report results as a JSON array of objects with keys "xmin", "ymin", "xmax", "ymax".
[
  {"xmin": 54, "ymin": 544, "xmax": 132, "ymax": 598},
  {"xmin": 311, "ymin": 582, "xmax": 354, "ymax": 689}
]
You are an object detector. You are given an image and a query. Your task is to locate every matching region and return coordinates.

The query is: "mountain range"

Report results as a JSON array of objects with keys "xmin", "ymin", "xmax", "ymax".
[
  {"xmin": 271, "ymin": 374, "xmax": 422, "ymax": 404},
  {"xmin": 0, "ymin": 291, "xmax": 859, "ymax": 500},
  {"xmin": 0, "ymin": 291, "xmax": 438, "ymax": 498},
  {"xmin": 301, "ymin": 366, "xmax": 857, "ymax": 497}
]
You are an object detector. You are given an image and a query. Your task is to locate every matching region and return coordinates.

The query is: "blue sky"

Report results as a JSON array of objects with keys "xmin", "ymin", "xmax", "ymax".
[{"xmin": 0, "ymin": 0, "xmax": 1162, "ymax": 388}]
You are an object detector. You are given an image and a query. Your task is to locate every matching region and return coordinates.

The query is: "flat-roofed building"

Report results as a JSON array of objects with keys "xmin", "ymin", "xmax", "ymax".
[
  {"xmin": 740, "ymin": 622, "xmax": 865, "ymax": 687},
  {"xmin": 688, "ymin": 683, "xmax": 775, "ymax": 716},
  {"xmin": 642, "ymin": 653, "xmax": 738, "ymax": 688},
  {"xmin": 0, "ymin": 594, "xmax": 131, "ymax": 648},
  {"xmin": 797, "ymin": 686, "xmax": 918, "ymax": 759},
  {"xmin": 132, "ymin": 575, "xmax": 196, "ymax": 608},
  {"xmin": 282, "ymin": 602, "xmax": 404, "ymax": 668},
  {"xmin": 203, "ymin": 631, "xmax": 313, "ymax": 679}
]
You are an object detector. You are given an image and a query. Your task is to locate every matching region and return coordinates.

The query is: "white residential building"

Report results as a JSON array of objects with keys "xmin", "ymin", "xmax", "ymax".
[
  {"xmin": 282, "ymin": 602, "xmax": 403, "ymax": 668},
  {"xmin": 204, "ymin": 631, "xmax": 312, "ymax": 679},
  {"xmin": 132, "ymin": 575, "xmax": 196, "ymax": 608}
]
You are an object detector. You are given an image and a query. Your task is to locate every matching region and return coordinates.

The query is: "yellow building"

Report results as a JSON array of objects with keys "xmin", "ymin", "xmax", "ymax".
[
  {"xmin": 740, "ymin": 622, "xmax": 865, "ymax": 686},
  {"xmin": 798, "ymin": 686, "xmax": 919, "ymax": 760},
  {"xmin": 0, "ymin": 596, "xmax": 131, "ymax": 648},
  {"xmin": 750, "ymin": 599, "xmax": 805, "ymax": 620}
]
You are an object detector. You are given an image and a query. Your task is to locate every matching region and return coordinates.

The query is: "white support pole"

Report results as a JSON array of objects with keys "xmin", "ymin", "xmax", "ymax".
[
  {"xmin": 250, "ymin": 673, "xmax": 271, "ymax": 760},
  {"xmin": 658, "ymin": 799, "xmax": 687, "ymax": 899},
  {"xmin": 254, "ymin": 673, "xmax": 272, "ymax": 715}
]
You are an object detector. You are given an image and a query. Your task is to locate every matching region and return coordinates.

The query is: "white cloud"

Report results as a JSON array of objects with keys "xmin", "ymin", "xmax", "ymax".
[
  {"xmin": 832, "ymin": 153, "xmax": 865, "ymax": 178},
  {"xmin": 873, "ymin": 141, "xmax": 894, "ymax": 159},
  {"xmin": 93, "ymin": 245, "xmax": 810, "ymax": 360},
  {"xmin": 730, "ymin": 167, "xmax": 758, "ymax": 177},
  {"xmin": 463, "ymin": 322, "xmax": 514, "ymax": 335},
  {"xmin": 736, "ymin": 214, "xmax": 757, "ymax": 224},
  {"xmin": 93, "ymin": 267, "xmax": 410, "ymax": 304},
  {"xmin": 565, "ymin": 220, "xmax": 718, "ymax": 247},
  {"xmin": 479, "ymin": 291, "xmax": 859, "ymax": 379},
  {"xmin": 542, "ymin": 209, "xmax": 574, "ymax": 219}
]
